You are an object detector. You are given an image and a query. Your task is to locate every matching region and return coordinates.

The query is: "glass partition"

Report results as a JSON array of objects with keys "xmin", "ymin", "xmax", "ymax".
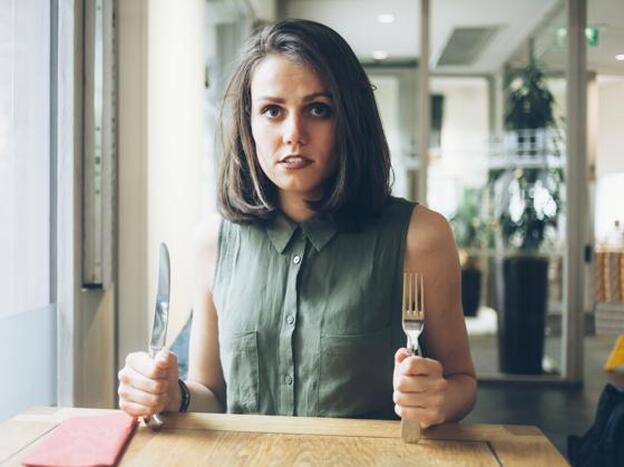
[{"xmin": 429, "ymin": 1, "xmax": 571, "ymax": 380}]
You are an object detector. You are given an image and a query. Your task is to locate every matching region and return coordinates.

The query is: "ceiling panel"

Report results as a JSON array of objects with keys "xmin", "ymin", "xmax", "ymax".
[{"xmin": 284, "ymin": 0, "xmax": 624, "ymax": 75}]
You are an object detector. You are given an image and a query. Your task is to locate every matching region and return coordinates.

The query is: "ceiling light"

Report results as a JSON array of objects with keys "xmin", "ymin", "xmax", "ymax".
[
  {"xmin": 377, "ymin": 14, "xmax": 395, "ymax": 24},
  {"xmin": 616, "ymin": 54, "xmax": 624, "ymax": 61},
  {"xmin": 372, "ymin": 50, "xmax": 389, "ymax": 60}
]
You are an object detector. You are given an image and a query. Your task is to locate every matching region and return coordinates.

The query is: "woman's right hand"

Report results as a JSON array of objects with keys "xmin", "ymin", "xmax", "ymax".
[{"xmin": 117, "ymin": 350, "xmax": 180, "ymax": 417}]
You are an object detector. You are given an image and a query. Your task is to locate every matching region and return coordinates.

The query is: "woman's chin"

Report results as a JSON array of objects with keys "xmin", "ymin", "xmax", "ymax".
[{"xmin": 275, "ymin": 182, "xmax": 323, "ymax": 199}]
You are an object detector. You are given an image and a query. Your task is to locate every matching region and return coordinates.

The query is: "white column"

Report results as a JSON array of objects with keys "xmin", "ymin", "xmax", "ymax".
[
  {"xmin": 56, "ymin": 0, "xmax": 79, "ymax": 408},
  {"xmin": 417, "ymin": 0, "xmax": 430, "ymax": 204},
  {"xmin": 563, "ymin": 0, "xmax": 587, "ymax": 383},
  {"xmin": 117, "ymin": 0, "xmax": 149, "ymax": 371}
]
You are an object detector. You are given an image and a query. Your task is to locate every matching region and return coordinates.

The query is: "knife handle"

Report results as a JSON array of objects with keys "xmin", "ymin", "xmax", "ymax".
[
  {"xmin": 144, "ymin": 413, "xmax": 164, "ymax": 430},
  {"xmin": 141, "ymin": 349, "xmax": 165, "ymax": 430}
]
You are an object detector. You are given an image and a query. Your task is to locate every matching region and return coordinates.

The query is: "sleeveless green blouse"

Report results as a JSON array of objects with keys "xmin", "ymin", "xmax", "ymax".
[{"xmin": 212, "ymin": 196, "xmax": 415, "ymax": 418}]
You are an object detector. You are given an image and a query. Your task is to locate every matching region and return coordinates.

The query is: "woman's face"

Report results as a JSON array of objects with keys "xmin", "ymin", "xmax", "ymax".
[{"xmin": 250, "ymin": 54, "xmax": 337, "ymax": 201}]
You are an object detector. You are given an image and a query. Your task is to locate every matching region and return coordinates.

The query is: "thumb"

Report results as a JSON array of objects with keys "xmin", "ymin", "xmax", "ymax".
[
  {"xmin": 394, "ymin": 347, "xmax": 411, "ymax": 365},
  {"xmin": 155, "ymin": 349, "xmax": 169, "ymax": 369}
]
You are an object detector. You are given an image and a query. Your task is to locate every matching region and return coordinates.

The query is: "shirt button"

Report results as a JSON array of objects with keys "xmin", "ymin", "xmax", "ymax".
[
  {"xmin": 284, "ymin": 375, "xmax": 293, "ymax": 385},
  {"xmin": 293, "ymin": 255, "xmax": 301, "ymax": 264},
  {"xmin": 286, "ymin": 315, "xmax": 295, "ymax": 325}
]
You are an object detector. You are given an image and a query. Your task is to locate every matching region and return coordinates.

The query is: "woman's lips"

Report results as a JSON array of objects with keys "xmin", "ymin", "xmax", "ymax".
[{"xmin": 278, "ymin": 156, "xmax": 313, "ymax": 170}]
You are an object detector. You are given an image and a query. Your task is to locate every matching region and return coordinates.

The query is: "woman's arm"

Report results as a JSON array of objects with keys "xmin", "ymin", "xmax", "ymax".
[
  {"xmin": 118, "ymin": 215, "xmax": 226, "ymax": 416},
  {"xmin": 394, "ymin": 204, "xmax": 477, "ymax": 426},
  {"xmin": 167, "ymin": 214, "xmax": 226, "ymax": 413}
]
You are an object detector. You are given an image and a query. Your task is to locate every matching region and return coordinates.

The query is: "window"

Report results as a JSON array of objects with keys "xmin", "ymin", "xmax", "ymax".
[{"xmin": 0, "ymin": 0, "xmax": 56, "ymax": 421}]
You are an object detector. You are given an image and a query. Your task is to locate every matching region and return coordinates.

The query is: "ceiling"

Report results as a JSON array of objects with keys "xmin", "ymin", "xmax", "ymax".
[{"xmin": 283, "ymin": 0, "xmax": 624, "ymax": 76}]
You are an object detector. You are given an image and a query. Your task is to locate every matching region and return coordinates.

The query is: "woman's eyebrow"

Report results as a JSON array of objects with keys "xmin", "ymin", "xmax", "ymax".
[
  {"xmin": 255, "ymin": 92, "xmax": 333, "ymax": 103},
  {"xmin": 303, "ymin": 92, "xmax": 333, "ymax": 102}
]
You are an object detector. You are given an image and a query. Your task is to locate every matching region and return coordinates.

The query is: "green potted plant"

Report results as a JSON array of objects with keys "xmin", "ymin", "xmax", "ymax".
[
  {"xmin": 450, "ymin": 188, "xmax": 485, "ymax": 317},
  {"xmin": 490, "ymin": 58, "xmax": 564, "ymax": 374}
]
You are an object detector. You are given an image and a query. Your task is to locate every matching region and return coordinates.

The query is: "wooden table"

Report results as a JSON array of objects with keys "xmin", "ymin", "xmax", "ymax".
[{"xmin": 0, "ymin": 407, "xmax": 568, "ymax": 466}]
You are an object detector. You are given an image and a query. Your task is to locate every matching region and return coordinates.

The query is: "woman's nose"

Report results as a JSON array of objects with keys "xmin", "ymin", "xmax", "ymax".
[{"xmin": 282, "ymin": 114, "xmax": 307, "ymax": 146}]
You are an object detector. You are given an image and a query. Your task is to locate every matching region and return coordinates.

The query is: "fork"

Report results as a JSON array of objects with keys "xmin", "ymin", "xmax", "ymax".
[
  {"xmin": 402, "ymin": 272, "xmax": 425, "ymax": 356},
  {"xmin": 400, "ymin": 271, "xmax": 425, "ymax": 444}
]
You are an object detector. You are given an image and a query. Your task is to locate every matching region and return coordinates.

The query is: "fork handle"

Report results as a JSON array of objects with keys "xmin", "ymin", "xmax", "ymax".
[
  {"xmin": 401, "ymin": 419, "xmax": 421, "ymax": 443},
  {"xmin": 406, "ymin": 336, "xmax": 421, "ymax": 357},
  {"xmin": 402, "ymin": 338, "xmax": 422, "ymax": 443}
]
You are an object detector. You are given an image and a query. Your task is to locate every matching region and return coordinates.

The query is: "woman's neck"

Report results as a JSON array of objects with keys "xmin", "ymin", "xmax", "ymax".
[{"xmin": 278, "ymin": 192, "xmax": 316, "ymax": 223}]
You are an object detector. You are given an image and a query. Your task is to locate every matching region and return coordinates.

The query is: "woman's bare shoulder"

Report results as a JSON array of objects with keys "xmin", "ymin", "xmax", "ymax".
[
  {"xmin": 403, "ymin": 204, "xmax": 459, "ymax": 275},
  {"xmin": 406, "ymin": 204, "xmax": 455, "ymax": 257}
]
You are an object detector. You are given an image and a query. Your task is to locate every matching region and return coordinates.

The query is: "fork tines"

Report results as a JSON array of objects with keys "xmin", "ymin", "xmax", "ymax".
[{"xmin": 402, "ymin": 272, "xmax": 424, "ymax": 321}]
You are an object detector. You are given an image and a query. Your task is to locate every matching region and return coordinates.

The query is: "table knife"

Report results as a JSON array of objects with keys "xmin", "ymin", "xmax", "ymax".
[{"xmin": 144, "ymin": 242, "xmax": 171, "ymax": 429}]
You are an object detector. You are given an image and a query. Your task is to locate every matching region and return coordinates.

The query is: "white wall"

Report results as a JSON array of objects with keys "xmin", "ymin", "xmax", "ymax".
[
  {"xmin": 366, "ymin": 68, "xmax": 419, "ymax": 201},
  {"xmin": 594, "ymin": 76, "xmax": 624, "ymax": 242},
  {"xmin": 147, "ymin": 0, "xmax": 205, "ymax": 345},
  {"xmin": 428, "ymin": 77, "xmax": 489, "ymax": 217},
  {"xmin": 596, "ymin": 76, "xmax": 624, "ymax": 178},
  {"xmin": 368, "ymin": 74, "xmax": 410, "ymax": 199},
  {"xmin": 118, "ymin": 0, "xmax": 205, "ymax": 367}
]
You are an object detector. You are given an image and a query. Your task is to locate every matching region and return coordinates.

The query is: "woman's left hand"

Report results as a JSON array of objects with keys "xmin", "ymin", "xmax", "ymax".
[{"xmin": 393, "ymin": 348, "xmax": 449, "ymax": 428}]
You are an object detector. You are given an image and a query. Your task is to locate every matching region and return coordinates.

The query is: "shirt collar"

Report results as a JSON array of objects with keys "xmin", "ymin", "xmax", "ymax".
[{"xmin": 265, "ymin": 211, "xmax": 337, "ymax": 254}]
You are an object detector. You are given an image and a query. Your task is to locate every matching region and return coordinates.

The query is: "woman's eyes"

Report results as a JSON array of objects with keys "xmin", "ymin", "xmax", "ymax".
[
  {"xmin": 308, "ymin": 103, "xmax": 332, "ymax": 118},
  {"xmin": 260, "ymin": 103, "xmax": 333, "ymax": 120},
  {"xmin": 262, "ymin": 105, "xmax": 282, "ymax": 119}
]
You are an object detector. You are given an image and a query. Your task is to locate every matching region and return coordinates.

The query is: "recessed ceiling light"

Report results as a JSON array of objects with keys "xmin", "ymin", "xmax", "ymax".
[
  {"xmin": 372, "ymin": 50, "xmax": 389, "ymax": 60},
  {"xmin": 377, "ymin": 14, "xmax": 395, "ymax": 24},
  {"xmin": 616, "ymin": 54, "xmax": 624, "ymax": 61}
]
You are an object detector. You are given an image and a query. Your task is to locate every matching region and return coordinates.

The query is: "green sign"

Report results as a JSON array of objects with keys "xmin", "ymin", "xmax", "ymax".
[
  {"xmin": 555, "ymin": 26, "xmax": 599, "ymax": 47},
  {"xmin": 586, "ymin": 27, "xmax": 599, "ymax": 47}
]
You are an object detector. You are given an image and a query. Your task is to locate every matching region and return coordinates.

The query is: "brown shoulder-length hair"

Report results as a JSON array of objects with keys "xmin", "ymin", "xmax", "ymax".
[{"xmin": 217, "ymin": 19, "xmax": 392, "ymax": 226}]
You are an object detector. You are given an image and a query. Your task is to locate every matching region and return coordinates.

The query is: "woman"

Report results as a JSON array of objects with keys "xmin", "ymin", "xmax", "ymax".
[{"xmin": 118, "ymin": 19, "xmax": 476, "ymax": 428}]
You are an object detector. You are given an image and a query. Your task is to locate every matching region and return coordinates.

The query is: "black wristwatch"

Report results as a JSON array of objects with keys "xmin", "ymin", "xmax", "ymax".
[{"xmin": 178, "ymin": 379, "xmax": 190, "ymax": 413}]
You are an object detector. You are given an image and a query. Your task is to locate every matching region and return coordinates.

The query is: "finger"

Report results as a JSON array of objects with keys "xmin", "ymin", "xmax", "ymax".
[
  {"xmin": 118, "ymin": 366, "xmax": 169, "ymax": 395},
  {"xmin": 393, "ymin": 390, "xmax": 445, "ymax": 409},
  {"xmin": 119, "ymin": 398, "xmax": 155, "ymax": 418},
  {"xmin": 125, "ymin": 352, "xmax": 167, "ymax": 379},
  {"xmin": 400, "ymin": 356, "xmax": 444, "ymax": 376},
  {"xmin": 118, "ymin": 383, "xmax": 167, "ymax": 412},
  {"xmin": 395, "ymin": 374, "xmax": 429, "ymax": 392},
  {"xmin": 155, "ymin": 349, "xmax": 178, "ymax": 369},
  {"xmin": 394, "ymin": 348, "xmax": 411, "ymax": 365},
  {"xmin": 395, "ymin": 374, "xmax": 447, "ymax": 393}
]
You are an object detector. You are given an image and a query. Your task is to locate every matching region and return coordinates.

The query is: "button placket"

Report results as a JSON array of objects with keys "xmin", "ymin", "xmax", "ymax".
[{"xmin": 278, "ymin": 236, "xmax": 306, "ymax": 415}]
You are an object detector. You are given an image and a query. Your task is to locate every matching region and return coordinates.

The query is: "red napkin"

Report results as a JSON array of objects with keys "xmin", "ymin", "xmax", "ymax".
[{"xmin": 22, "ymin": 412, "xmax": 138, "ymax": 467}]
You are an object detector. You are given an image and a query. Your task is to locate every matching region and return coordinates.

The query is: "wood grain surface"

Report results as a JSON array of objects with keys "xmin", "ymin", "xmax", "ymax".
[{"xmin": 0, "ymin": 407, "xmax": 569, "ymax": 466}]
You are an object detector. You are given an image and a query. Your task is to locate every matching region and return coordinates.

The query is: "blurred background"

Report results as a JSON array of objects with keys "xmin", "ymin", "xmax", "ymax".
[{"xmin": 1, "ymin": 0, "xmax": 623, "ymax": 457}]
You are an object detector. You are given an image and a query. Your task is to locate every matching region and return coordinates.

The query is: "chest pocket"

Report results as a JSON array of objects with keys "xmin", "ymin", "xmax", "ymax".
[
  {"xmin": 219, "ymin": 331, "xmax": 260, "ymax": 414},
  {"xmin": 318, "ymin": 325, "xmax": 395, "ymax": 417}
]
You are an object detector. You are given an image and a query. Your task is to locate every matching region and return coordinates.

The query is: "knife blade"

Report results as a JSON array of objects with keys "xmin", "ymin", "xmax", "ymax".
[
  {"xmin": 144, "ymin": 242, "xmax": 171, "ymax": 429},
  {"xmin": 149, "ymin": 242, "xmax": 170, "ymax": 356}
]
